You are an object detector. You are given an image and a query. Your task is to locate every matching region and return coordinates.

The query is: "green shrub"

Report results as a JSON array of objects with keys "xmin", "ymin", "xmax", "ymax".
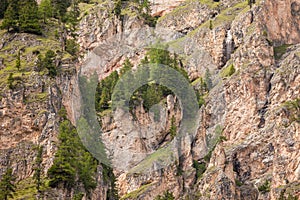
[
  {"xmin": 155, "ymin": 191, "xmax": 175, "ymax": 200},
  {"xmin": 66, "ymin": 39, "xmax": 79, "ymax": 56},
  {"xmin": 274, "ymin": 44, "xmax": 292, "ymax": 60},
  {"xmin": 193, "ymin": 160, "xmax": 206, "ymax": 180},
  {"xmin": 235, "ymin": 179, "xmax": 243, "ymax": 187},
  {"xmin": 258, "ymin": 180, "xmax": 271, "ymax": 193},
  {"xmin": 169, "ymin": 116, "xmax": 177, "ymax": 138},
  {"xmin": 0, "ymin": 168, "xmax": 16, "ymax": 200},
  {"xmin": 283, "ymin": 98, "xmax": 300, "ymax": 123},
  {"xmin": 7, "ymin": 73, "xmax": 14, "ymax": 89},
  {"xmin": 221, "ymin": 64, "xmax": 235, "ymax": 78}
]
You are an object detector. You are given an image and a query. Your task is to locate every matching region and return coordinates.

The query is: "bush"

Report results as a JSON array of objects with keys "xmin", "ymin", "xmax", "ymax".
[
  {"xmin": 193, "ymin": 160, "xmax": 206, "ymax": 180},
  {"xmin": 155, "ymin": 191, "xmax": 175, "ymax": 200},
  {"xmin": 258, "ymin": 180, "xmax": 271, "ymax": 193},
  {"xmin": 7, "ymin": 73, "xmax": 14, "ymax": 89},
  {"xmin": 0, "ymin": 168, "xmax": 16, "ymax": 200},
  {"xmin": 235, "ymin": 179, "xmax": 243, "ymax": 187},
  {"xmin": 221, "ymin": 64, "xmax": 235, "ymax": 78},
  {"xmin": 66, "ymin": 39, "xmax": 79, "ymax": 56}
]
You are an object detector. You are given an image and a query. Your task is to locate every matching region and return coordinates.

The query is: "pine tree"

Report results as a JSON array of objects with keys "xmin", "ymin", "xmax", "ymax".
[
  {"xmin": 0, "ymin": 168, "xmax": 16, "ymax": 200},
  {"xmin": 52, "ymin": 0, "xmax": 71, "ymax": 18},
  {"xmin": 44, "ymin": 50, "xmax": 57, "ymax": 77},
  {"xmin": 47, "ymin": 121, "xmax": 77, "ymax": 189},
  {"xmin": 66, "ymin": 0, "xmax": 80, "ymax": 34},
  {"xmin": 15, "ymin": 50, "xmax": 21, "ymax": 71},
  {"xmin": 39, "ymin": 0, "xmax": 52, "ymax": 24},
  {"xmin": 7, "ymin": 73, "xmax": 14, "ymax": 89},
  {"xmin": 18, "ymin": 0, "xmax": 41, "ymax": 34},
  {"xmin": 78, "ymin": 152, "xmax": 97, "ymax": 195},
  {"xmin": 1, "ymin": 0, "xmax": 19, "ymax": 32},
  {"xmin": 99, "ymin": 87, "xmax": 110, "ymax": 111},
  {"xmin": 33, "ymin": 146, "xmax": 43, "ymax": 193},
  {"xmin": 0, "ymin": 0, "xmax": 8, "ymax": 19},
  {"xmin": 169, "ymin": 116, "xmax": 177, "ymax": 138}
]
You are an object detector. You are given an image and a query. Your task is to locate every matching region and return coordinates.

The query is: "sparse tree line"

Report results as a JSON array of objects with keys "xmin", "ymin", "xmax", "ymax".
[
  {"xmin": 0, "ymin": 0, "xmax": 87, "ymax": 34},
  {"xmin": 113, "ymin": 0, "xmax": 158, "ymax": 27}
]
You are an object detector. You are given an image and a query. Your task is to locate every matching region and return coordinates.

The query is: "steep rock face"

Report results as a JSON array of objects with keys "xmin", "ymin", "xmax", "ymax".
[
  {"xmin": 151, "ymin": 0, "xmax": 185, "ymax": 16},
  {"xmin": 0, "ymin": 0, "xmax": 299, "ymax": 199},
  {"xmin": 72, "ymin": 0, "xmax": 300, "ymax": 199},
  {"xmin": 261, "ymin": 0, "xmax": 300, "ymax": 45},
  {"xmin": 0, "ymin": 33, "xmax": 62, "ymax": 180}
]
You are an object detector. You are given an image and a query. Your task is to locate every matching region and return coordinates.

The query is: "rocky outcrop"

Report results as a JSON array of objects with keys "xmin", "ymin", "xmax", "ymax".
[
  {"xmin": 0, "ymin": 0, "xmax": 299, "ymax": 199},
  {"xmin": 261, "ymin": 0, "xmax": 300, "ymax": 45}
]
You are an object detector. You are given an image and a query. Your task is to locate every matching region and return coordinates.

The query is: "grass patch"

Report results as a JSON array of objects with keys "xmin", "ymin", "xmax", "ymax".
[
  {"xmin": 14, "ymin": 177, "xmax": 37, "ymax": 200},
  {"xmin": 213, "ymin": 1, "xmax": 248, "ymax": 27},
  {"xmin": 121, "ymin": 183, "xmax": 154, "ymax": 200},
  {"xmin": 283, "ymin": 98, "xmax": 300, "ymax": 123},
  {"xmin": 221, "ymin": 64, "xmax": 235, "ymax": 78},
  {"xmin": 235, "ymin": 179, "xmax": 243, "ymax": 187},
  {"xmin": 129, "ymin": 145, "xmax": 174, "ymax": 174},
  {"xmin": 274, "ymin": 44, "xmax": 292, "ymax": 60},
  {"xmin": 258, "ymin": 180, "xmax": 271, "ymax": 193}
]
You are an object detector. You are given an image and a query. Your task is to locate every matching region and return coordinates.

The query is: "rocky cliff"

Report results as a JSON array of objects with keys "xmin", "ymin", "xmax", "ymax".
[{"xmin": 0, "ymin": 0, "xmax": 299, "ymax": 199}]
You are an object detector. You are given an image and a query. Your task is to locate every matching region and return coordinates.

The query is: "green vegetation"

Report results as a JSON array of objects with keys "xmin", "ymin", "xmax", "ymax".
[
  {"xmin": 235, "ymin": 179, "xmax": 243, "ymax": 187},
  {"xmin": 247, "ymin": 0, "xmax": 255, "ymax": 8},
  {"xmin": 47, "ymin": 119, "xmax": 98, "ymax": 196},
  {"xmin": 0, "ymin": 168, "xmax": 16, "ymax": 200},
  {"xmin": 221, "ymin": 64, "xmax": 235, "ymax": 78},
  {"xmin": 33, "ymin": 146, "xmax": 43, "ymax": 193},
  {"xmin": 155, "ymin": 191, "xmax": 175, "ymax": 200},
  {"xmin": 209, "ymin": 20, "xmax": 213, "ymax": 30},
  {"xmin": 7, "ymin": 73, "xmax": 14, "ymax": 89},
  {"xmin": 116, "ymin": 0, "xmax": 157, "ymax": 26},
  {"xmin": 15, "ymin": 50, "xmax": 21, "ymax": 71},
  {"xmin": 37, "ymin": 50, "xmax": 57, "ymax": 77},
  {"xmin": 14, "ymin": 177, "xmax": 37, "ymax": 200},
  {"xmin": 96, "ymin": 44, "xmax": 191, "ymax": 118},
  {"xmin": 279, "ymin": 190, "xmax": 298, "ymax": 200},
  {"xmin": 39, "ymin": 0, "xmax": 53, "ymax": 24},
  {"xmin": 66, "ymin": 39, "xmax": 79, "ymax": 56},
  {"xmin": 283, "ymin": 98, "xmax": 300, "ymax": 123},
  {"xmin": 95, "ymin": 70, "xmax": 119, "ymax": 112},
  {"xmin": 121, "ymin": 183, "xmax": 153, "ymax": 199},
  {"xmin": 274, "ymin": 44, "xmax": 292, "ymax": 60},
  {"xmin": 193, "ymin": 160, "xmax": 206, "ymax": 180},
  {"xmin": 158, "ymin": 0, "xmax": 220, "ymax": 23},
  {"xmin": 169, "ymin": 116, "xmax": 177, "ymax": 138},
  {"xmin": 258, "ymin": 180, "xmax": 271, "ymax": 193},
  {"xmin": 129, "ymin": 145, "xmax": 174, "ymax": 173},
  {"xmin": 1, "ymin": 0, "xmax": 41, "ymax": 34},
  {"xmin": 0, "ymin": 0, "xmax": 8, "ymax": 19},
  {"xmin": 192, "ymin": 127, "xmax": 226, "ymax": 181}
]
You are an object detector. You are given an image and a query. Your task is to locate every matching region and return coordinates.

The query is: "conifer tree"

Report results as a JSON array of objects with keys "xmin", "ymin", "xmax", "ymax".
[
  {"xmin": 0, "ymin": 168, "xmax": 16, "ymax": 200},
  {"xmin": 18, "ymin": 0, "xmax": 41, "ymax": 34},
  {"xmin": 44, "ymin": 50, "xmax": 57, "ymax": 77},
  {"xmin": 15, "ymin": 50, "xmax": 21, "ymax": 71},
  {"xmin": 39, "ymin": 0, "xmax": 53, "ymax": 24},
  {"xmin": 0, "ymin": 0, "xmax": 8, "ymax": 19},
  {"xmin": 7, "ymin": 73, "xmax": 14, "ymax": 89},
  {"xmin": 1, "ymin": 0, "xmax": 19, "ymax": 32},
  {"xmin": 52, "ymin": 0, "xmax": 71, "ymax": 18},
  {"xmin": 33, "ymin": 146, "xmax": 43, "ymax": 193}
]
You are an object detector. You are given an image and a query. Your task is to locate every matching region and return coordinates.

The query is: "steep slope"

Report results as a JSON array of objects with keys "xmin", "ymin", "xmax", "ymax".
[{"xmin": 0, "ymin": 0, "xmax": 299, "ymax": 199}]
